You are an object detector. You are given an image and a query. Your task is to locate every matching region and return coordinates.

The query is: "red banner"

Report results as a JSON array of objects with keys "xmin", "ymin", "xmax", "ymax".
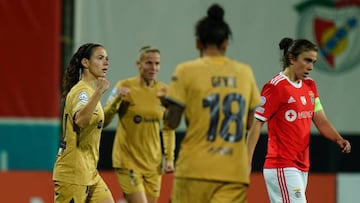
[
  {"xmin": 0, "ymin": 171, "xmax": 335, "ymax": 203},
  {"xmin": 0, "ymin": 0, "xmax": 61, "ymax": 118}
]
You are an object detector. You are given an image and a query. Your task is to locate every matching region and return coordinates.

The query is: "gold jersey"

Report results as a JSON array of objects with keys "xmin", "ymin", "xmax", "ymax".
[
  {"xmin": 53, "ymin": 80, "xmax": 104, "ymax": 185},
  {"xmin": 104, "ymin": 77, "xmax": 175, "ymax": 173},
  {"xmin": 167, "ymin": 56, "xmax": 260, "ymax": 183}
]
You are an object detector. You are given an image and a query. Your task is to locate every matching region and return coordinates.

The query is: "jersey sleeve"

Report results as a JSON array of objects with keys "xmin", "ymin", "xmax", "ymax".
[
  {"xmin": 254, "ymin": 82, "xmax": 281, "ymax": 122},
  {"xmin": 103, "ymin": 80, "xmax": 122, "ymax": 127},
  {"xmin": 248, "ymin": 70, "xmax": 261, "ymax": 110},
  {"xmin": 167, "ymin": 65, "xmax": 187, "ymax": 107},
  {"xmin": 162, "ymin": 125, "xmax": 176, "ymax": 162},
  {"xmin": 159, "ymin": 82, "xmax": 176, "ymax": 162},
  {"xmin": 69, "ymin": 88, "xmax": 91, "ymax": 117}
]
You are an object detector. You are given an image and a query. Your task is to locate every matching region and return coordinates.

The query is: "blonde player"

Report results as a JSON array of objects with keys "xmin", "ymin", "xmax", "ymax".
[
  {"xmin": 247, "ymin": 38, "xmax": 351, "ymax": 203},
  {"xmin": 53, "ymin": 43, "xmax": 114, "ymax": 203},
  {"xmin": 103, "ymin": 46, "xmax": 175, "ymax": 203},
  {"xmin": 159, "ymin": 4, "xmax": 261, "ymax": 203}
]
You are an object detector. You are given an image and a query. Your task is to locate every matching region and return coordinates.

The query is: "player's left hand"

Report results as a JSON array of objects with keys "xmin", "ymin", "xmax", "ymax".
[
  {"xmin": 163, "ymin": 161, "xmax": 174, "ymax": 173},
  {"xmin": 337, "ymin": 138, "xmax": 351, "ymax": 153}
]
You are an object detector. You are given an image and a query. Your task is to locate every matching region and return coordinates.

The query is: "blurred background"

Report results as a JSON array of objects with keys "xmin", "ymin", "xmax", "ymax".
[{"xmin": 0, "ymin": 0, "xmax": 359, "ymax": 202}]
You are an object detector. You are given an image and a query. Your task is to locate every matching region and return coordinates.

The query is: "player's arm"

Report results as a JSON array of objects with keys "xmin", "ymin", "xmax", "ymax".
[
  {"xmin": 313, "ymin": 97, "xmax": 351, "ymax": 153},
  {"xmin": 246, "ymin": 108, "xmax": 256, "ymax": 130},
  {"xmin": 162, "ymin": 97, "xmax": 185, "ymax": 130},
  {"xmin": 162, "ymin": 125, "xmax": 175, "ymax": 173},
  {"xmin": 75, "ymin": 78, "xmax": 109, "ymax": 128},
  {"xmin": 312, "ymin": 98, "xmax": 351, "ymax": 153},
  {"xmin": 103, "ymin": 94, "xmax": 122, "ymax": 127},
  {"xmin": 103, "ymin": 86, "xmax": 130, "ymax": 127},
  {"xmin": 246, "ymin": 118, "xmax": 265, "ymax": 167}
]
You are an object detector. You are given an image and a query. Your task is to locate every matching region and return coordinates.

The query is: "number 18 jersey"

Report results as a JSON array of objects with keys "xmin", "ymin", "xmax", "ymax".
[{"xmin": 167, "ymin": 56, "xmax": 260, "ymax": 183}]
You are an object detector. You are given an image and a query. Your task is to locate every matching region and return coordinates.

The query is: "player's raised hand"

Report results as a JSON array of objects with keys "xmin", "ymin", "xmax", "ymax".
[
  {"xmin": 118, "ymin": 86, "xmax": 130, "ymax": 98},
  {"xmin": 96, "ymin": 77, "xmax": 110, "ymax": 94}
]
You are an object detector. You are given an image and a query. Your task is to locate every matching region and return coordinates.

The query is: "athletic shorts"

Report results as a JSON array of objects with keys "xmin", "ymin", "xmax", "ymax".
[
  {"xmin": 263, "ymin": 167, "xmax": 308, "ymax": 203},
  {"xmin": 114, "ymin": 168, "xmax": 162, "ymax": 198},
  {"xmin": 54, "ymin": 177, "xmax": 112, "ymax": 203},
  {"xmin": 171, "ymin": 177, "xmax": 248, "ymax": 203}
]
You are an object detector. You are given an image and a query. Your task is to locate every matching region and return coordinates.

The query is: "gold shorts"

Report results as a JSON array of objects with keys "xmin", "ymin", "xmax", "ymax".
[
  {"xmin": 171, "ymin": 177, "xmax": 248, "ymax": 203},
  {"xmin": 114, "ymin": 168, "xmax": 162, "ymax": 197},
  {"xmin": 54, "ymin": 177, "xmax": 112, "ymax": 203}
]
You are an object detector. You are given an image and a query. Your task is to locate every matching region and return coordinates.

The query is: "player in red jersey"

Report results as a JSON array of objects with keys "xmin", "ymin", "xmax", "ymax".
[{"xmin": 247, "ymin": 37, "xmax": 351, "ymax": 203}]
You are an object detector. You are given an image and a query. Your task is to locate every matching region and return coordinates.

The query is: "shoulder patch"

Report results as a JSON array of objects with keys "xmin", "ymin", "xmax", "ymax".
[{"xmin": 79, "ymin": 91, "xmax": 89, "ymax": 100}]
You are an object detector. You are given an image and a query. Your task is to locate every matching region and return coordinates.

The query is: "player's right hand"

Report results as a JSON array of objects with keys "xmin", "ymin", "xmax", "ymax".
[
  {"xmin": 118, "ymin": 86, "xmax": 130, "ymax": 98},
  {"xmin": 97, "ymin": 77, "xmax": 110, "ymax": 93}
]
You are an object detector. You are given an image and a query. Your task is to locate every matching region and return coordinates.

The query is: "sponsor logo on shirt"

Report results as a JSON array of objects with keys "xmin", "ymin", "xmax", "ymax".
[
  {"xmin": 285, "ymin": 110, "xmax": 297, "ymax": 122},
  {"xmin": 133, "ymin": 115, "xmax": 160, "ymax": 124},
  {"xmin": 285, "ymin": 110, "xmax": 313, "ymax": 122},
  {"xmin": 288, "ymin": 96, "xmax": 296, "ymax": 103}
]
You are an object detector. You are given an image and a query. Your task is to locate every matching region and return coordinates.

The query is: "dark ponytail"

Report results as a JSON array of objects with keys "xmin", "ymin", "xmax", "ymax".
[{"xmin": 61, "ymin": 43, "xmax": 103, "ymax": 102}]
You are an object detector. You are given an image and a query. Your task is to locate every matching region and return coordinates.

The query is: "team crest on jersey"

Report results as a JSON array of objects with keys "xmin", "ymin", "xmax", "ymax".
[
  {"xmin": 295, "ymin": 0, "xmax": 360, "ymax": 74},
  {"xmin": 293, "ymin": 188, "xmax": 302, "ymax": 198},
  {"xmin": 308, "ymin": 91, "xmax": 315, "ymax": 104},
  {"xmin": 300, "ymin": 96, "xmax": 307, "ymax": 105}
]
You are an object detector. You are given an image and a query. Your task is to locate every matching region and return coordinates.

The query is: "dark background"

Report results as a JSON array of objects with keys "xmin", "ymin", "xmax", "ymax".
[{"xmin": 99, "ymin": 131, "xmax": 359, "ymax": 172}]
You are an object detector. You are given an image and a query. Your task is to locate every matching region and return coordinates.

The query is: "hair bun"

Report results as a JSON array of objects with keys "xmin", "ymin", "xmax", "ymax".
[
  {"xmin": 279, "ymin": 37, "xmax": 293, "ymax": 50},
  {"xmin": 207, "ymin": 4, "xmax": 224, "ymax": 21}
]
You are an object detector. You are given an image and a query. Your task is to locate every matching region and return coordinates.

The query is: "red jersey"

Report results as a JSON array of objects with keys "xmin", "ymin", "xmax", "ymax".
[{"xmin": 255, "ymin": 72, "xmax": 318, "ymax": 171}]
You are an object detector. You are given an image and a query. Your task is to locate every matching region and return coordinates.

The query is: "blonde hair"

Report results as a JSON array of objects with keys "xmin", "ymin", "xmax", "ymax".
[{"xmin": 137, "ymin": 46, "xmax": 160, "ymax": 61}]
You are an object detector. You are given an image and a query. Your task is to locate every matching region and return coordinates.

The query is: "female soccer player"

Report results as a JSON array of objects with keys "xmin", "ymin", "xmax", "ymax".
[
  {"xmin": 247, "ymin": 37, "xmax": 351, "ymax": 203},
  {"xmin": 160, "ymin": 4, "xmax": 261, "ymax": 203},
  {"xmin": 53, "ymin": 43, "xmax": 114, "ymax": 203},
  {"xmin": 103, "ymin": 46, "xmax": 175, "ymax": 203}
]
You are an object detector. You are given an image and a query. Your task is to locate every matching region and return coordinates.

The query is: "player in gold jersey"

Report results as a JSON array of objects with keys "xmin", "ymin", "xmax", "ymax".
[
  {"xmin": 159, "ymin": 4, "xmax": 261, "ymax": 203},
  {"xmin": 53, "ymin": 43, "xmax": 114, "ymax": 203},
  {"xmin": 104, "ymin": 46, "xmax": 175, "ymax": 203}
]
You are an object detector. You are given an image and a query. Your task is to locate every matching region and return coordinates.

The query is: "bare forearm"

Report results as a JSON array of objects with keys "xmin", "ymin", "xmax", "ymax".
[
  {"xmin": 316, "ymin": 121, "xmax": 343, "ymax": 142},
  {"xmin": 313, "ymin": 110, "xmax": 351, "ymax": 153},
  {"xmin": 246, "ymin": 119, "xmax": 263, "ymax": 165}
]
